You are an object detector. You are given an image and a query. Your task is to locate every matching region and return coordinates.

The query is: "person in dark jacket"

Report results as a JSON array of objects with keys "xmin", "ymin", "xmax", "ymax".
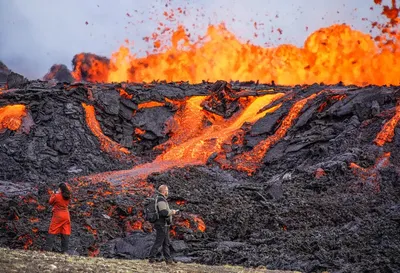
[
  {"xmin": 148, "ymin": 185, "xmax": 178, "ymax": 264},
  {"xmin": 44, "ymin": 183, "xmax": 71, "ymax": 253}
]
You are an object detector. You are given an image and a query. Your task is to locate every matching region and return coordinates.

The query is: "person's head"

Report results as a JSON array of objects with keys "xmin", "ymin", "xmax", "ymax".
[
  {"xmin": 59, "ymin": 183, "xmax": 71, "ymax": 200},
  {"xmin": 158, "ymin": 185, "xmax": 169, "ymax": 197}
]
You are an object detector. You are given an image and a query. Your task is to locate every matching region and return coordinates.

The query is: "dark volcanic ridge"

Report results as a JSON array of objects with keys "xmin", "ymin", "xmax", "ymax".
[{"xmin": 0, "ymin": 74, "xmax": 399, "ymax": 273}]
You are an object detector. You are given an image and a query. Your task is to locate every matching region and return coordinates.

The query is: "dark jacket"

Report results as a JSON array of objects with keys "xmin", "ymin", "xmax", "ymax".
[{"xmin": 155, "ymin": 194, "xmax": 172, "ymax": 226}]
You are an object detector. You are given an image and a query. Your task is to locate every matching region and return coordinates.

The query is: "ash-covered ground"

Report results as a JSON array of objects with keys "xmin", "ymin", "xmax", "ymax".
[{"xmin": 0, "ymin": 68, "xmax": 399, "ymax": 273}]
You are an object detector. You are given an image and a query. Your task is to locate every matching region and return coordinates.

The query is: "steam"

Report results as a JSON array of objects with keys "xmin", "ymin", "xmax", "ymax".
[{"xmin": 0, "ymin": 0, "xmax": 381, "ymax": 80}]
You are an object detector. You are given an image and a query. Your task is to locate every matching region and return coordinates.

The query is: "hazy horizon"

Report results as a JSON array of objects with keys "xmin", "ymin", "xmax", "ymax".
[{"xmin": 0, "ymin": 0, "xmax": 386, "ymax": 79}]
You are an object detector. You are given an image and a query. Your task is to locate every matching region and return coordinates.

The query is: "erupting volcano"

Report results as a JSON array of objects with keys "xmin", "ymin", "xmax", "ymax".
[
  {"xmin": 68, "ymin": 0, "xmax": 400, "ymax": 86},
  {"xmin": 0, "ymin": 1, "xmax": 400, "ymax": 272}
]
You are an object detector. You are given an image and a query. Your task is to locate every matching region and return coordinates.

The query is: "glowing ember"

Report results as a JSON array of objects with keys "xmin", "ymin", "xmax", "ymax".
[
  {"xmin": 315, "ymin": 168, "xmax": 326, "ymax": 179},
  {"xmin": 117, "ymin": 87, "xmax": 133, "ymax": 99},
  {"xmin": 131, "ymin": 220, "xmax": 143, "ymax": 230},
  {"xmin": 192, "ymin": 215, "xmax": 206, "ymax": 232},
  {"xmin": 170, "ymin": 214, "xmax": 206, "ymax": 237},
  {"xmin": 138, "ymin": 101, "xmax": 165, "ymax": 109},
  {"xmin": 29, "ymin": 217, "xmax": 39, "ymax": 223},
  {"xmin": 229, "ymin": 93, "xmax": 317, "ymax": 174},
  {"xmin": 349, "ymin": 152, "xmax": 391, "ymax": 192},
  {"xmin": 23, "ymin": 196, "xmax": 38, "ymax": 204},
  {"xmin": 107, "ymin": 205, "xmax": 117, "ymax": 217},
  {"xmin": 0, "ymin": 105, "xmax": 27, "ymax": 131},
  {"xmin": 134, "ymin": 127, "xmax": 146, "ymax": 135},
  {"xmin": 84, "ymin": 225, "xmax": 97, "ymax": 236},
  {"xmin": 18, "ymin": 235, "xmax": 33, "ymax": 250},
  {"xmin": 36, "ymin": 204, "xmax": 46, "ymax": 211},
  {"xmin": 374, "ymin": 104, "xmax": 400, "ymax": 146},
  {"xmin": 176, "ymin": 200, "xmax": 187, "ymax": 205},
  {"xmin": 88, "ymin": 247, "xmax": 100, "ymax": 257},
  {"xmin": 82, "ymin": 103, "xmax": 131, "ymax": 158},
  {"xmin": 318, "ymin": 94, "xmax": 347, "ymax": 112}
]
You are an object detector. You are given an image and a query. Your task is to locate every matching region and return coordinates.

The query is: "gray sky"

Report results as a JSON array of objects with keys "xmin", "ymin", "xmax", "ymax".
[{"xmin": 0, "ymin": 0, "xmax": 385, "ymax": 79}]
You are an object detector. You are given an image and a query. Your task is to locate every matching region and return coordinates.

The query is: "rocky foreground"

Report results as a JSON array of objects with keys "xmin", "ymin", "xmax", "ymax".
[{"xmin": 0, "ymin": 248, "xmax": 299, "ymax": 273}]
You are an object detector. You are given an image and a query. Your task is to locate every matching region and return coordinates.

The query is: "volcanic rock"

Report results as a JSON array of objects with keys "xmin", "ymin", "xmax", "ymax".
[
  {"xmin": 201, "ymin": 80, "xmax": 241, "ymax": 118},
  {"xmin": 4, "ymin": 71, "xmax": 28, "ymax": 89},
  {"xmin": 43, "ymin": 64, "xmax": 74, "ymax": 83},
  {"xmin": 0, "ymin": 81, "xmax": 400, "ymax": 273},
  {"xmin": 0, "ymin": 61, "xmax": 10, "ymax": 83}
]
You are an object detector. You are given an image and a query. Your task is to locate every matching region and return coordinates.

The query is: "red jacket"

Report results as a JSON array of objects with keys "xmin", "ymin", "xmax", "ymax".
[{"xmin": 48, "ymin": 193, "xmax": 71, "ymax": 235}]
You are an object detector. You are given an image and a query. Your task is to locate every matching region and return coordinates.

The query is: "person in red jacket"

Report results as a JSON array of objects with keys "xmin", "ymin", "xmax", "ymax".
[{"xmin": 44, "ymin": 183, "xmax": 71, "ymax": 253}]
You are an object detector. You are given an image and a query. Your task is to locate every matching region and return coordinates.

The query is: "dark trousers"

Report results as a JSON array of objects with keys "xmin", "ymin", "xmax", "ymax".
[
  {"xmin": 44, "ymin": 234, "xmax": 69, "ymax": 253},
  {"xmin": 149, "ymin": 224, "xmax": 171, "ymax": 260}
]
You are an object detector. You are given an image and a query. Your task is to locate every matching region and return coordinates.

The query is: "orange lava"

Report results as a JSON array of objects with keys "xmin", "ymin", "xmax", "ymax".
[
  {"xmin": 73, "ymin": 22, "xmax": 400, "ymax": 86},
  {"xmin": 88, "ymin": 247, "xmax": 100, "ymax": 257},
  {"xmin": 134, "ymin": 127, "xmax": 146, "ymax": 136},
  {"xmin": 230, "ymin": 93, "xmax": 317, "ymax": 174},
  {"xmin": 374, "ymin": 104, "xmax": 400, "ymax": 146},
  {"xmin": 0, "ymin": 105, "xmax": 27, "ymax": 131},
  {"xmin": 29, "ymin": 217, "xmax": 39, "ymax": 223},
  {"xmin": 117, "ymin": 87, "xmax": 133, "ymax": 99},
  {"xmin": 84, "ymin": 225, "xmax": 97, "ymax": 236},
  {"xmin": 349, "ymin": 152, "xmax": 391, "ymax": 192},
  {"xmin": 79, "ymin": 93, "xmax": 283, "ymax": 184},
  {"xmin": 138, "ymin": 101, "xmax": 165, "ymax": 109},
  {"xmin": 18, "ymin": 235, "xmax": 33, "ymax": 250},
  {"xmin": 192, "ymin": 216, "xmax": 206, "ymax": 232},
  {"xmin": 82, "ymin": 103, "xmax": 130, "ymax": 158},
  {"xmin": 131, "ymin": 220, "xmax": 143, "ymax": 230},
  {"xmin": 154, "ymin": 94, "xmax": 283, "ymax": 164},
  {"xmin": 36, "ymin": 204, "xmax": 46, "ymax": 211},
  {"xmin": 72, "ymin": 53, "xmax": 109, "ymax": 82}
]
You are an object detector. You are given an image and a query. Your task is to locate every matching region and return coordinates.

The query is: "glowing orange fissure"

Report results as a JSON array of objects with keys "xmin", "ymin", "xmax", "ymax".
[
  {"xmin": 349, "ymin": 152, "xmax": 390, "ymax": 192},
  {"xmin": 374, "ymin": 104, "xmax": 400, "ymax": 146},
  {"xmin": 18, "ymin": 235, "xmax": 33, "ymax": 250},
  {"xmin": 84, "ymin": 224, "xmax": 97, "ymax": 236},
  {"xmin": 0, "ymin": 104, "xmax": 27, "ymax": 131},
  {"xmin": 229, "ymin": 93, "xmax": 318, "ymax": 174},
  {"xmin": 138, "ymin": 101, "xmax": 165, "ymax": 109},
  {"xmin": 81, "ymin": 103, "xmax": 130, "ymax": 157},
  {"xmin": 117, "ymin": 87, "xmax": 133, "ymax": 99},
  {"xmin": 73, "ymin": 21, "xmax": 400, "ymax": 86}
]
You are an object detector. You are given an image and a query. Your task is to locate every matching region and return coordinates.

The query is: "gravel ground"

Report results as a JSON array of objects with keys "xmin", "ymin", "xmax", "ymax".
[{"xmin": 0, "ymin": 248, "xmax": 300, "ymax": 273}]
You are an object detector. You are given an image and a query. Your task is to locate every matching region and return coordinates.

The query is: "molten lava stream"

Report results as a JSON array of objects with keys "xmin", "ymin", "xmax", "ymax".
[
  {"xmin": 374, "ymin": 104, "xmax": 400, "ymax": 146},
  {"xmin": 87, "ymin": 93, "xmax": 284, "ymax": 184},
  {"xmin": 229, "ymin": 93, "xmax": 318, "ymax": 174},
  {"xmin": 155, "ymin": 94, "xmax": 283, "ymax": 163},
  {"xmin": 81, "ymin": 103, "xmax": 130, "ymax": 158}
]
